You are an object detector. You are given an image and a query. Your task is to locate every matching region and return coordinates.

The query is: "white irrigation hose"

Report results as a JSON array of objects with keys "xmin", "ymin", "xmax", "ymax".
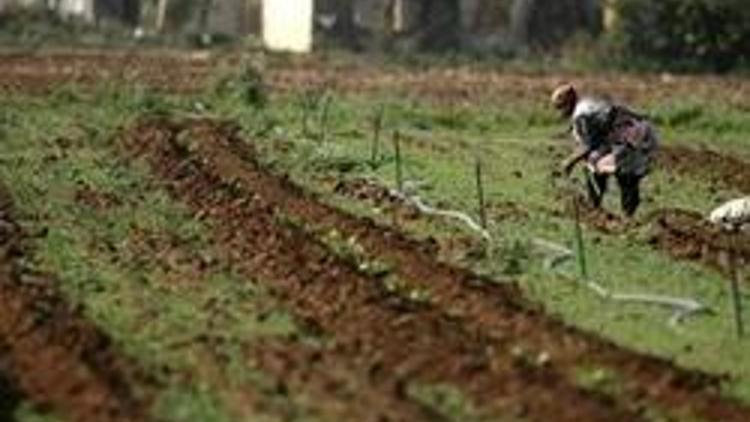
[
  {"xmin": 528, "ymin": 236, "xmax": 709, "ymax": 325},
  {"xmin": 565, "ymin": 175, "xmax": 711, "ymax": 325},
  {"xmin": 388, "ymin": 188, "xmax": 492, "ymax": 241},
  {"xmin": 374, "ymin": 178, "xmax": 711, "ymax": 327},
  {"xmin": 582, "ymin": 280, "xmax": 711, "ymax": 326},
  {"xmin": 531, "ymin": 238, "xmax": 575, "ymax": 269}
]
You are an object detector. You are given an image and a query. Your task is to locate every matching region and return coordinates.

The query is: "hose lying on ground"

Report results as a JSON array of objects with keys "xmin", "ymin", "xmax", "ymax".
[{"xmin": 382, "ymin": 177, "xmax": 711, "ymax": 327}]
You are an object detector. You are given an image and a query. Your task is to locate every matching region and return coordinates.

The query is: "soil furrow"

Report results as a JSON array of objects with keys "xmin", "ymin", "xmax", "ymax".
[
  {"xmin": 0, "ymin": 183, "xmax": 154, "ymax": 422},
  {"xmin": 660, "ymin": 145, "xmax": 750, "ymax": 194},
  {"xmin": 247, "ymin": 339, "xmax": 447, "ymax": 422},
  {"xmin": 0, "ymin": 50, "xmax": 214, "ymax": 95},
  {"xmin": 106, "ymin": 222, "xmax": 438, "ymax": 421},
  {"xmin": 556, "ymin": 193, "xmax": 750, "ymax": 278},
  {"xmin": 144, "ymin": 116, "xmax": 750, "ymax": 422},
  {"xmin": 553, "ymin": 193, "xmax": 750, "ymax": 291},
  {"xmin": 648, "ymin": 208, "xmax": 750, "ymax": 275},
  {"xmin": 5, "ymin": 52, "xmax": 750, "ymax": 110},
  {"xmin": 123, "ymin": 117, "xmax": 643, "ymax": 422}
]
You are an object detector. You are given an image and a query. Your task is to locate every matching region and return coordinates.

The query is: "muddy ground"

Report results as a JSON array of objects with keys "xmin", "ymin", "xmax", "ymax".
[
  {"xmin": 3, "ymin": 50, "xmax": 750, "ymax": 109},
  {"xmin": 2, "ymin": 49, "xmax": 750, "ymax": 421},
  {"xmin": 660, "ymin": 145, "xmax": 750, "ymax": 195},
  {"xmin": 649, "ymin": 208, "xmax": 750, "ymax": 275},
  {"xmin": 120, "ymin": 116, "xmax": 750, "ymax": 422},
  {"xmin": 0, "ymin": 181, "xmax": 154, "ymax": 422}
]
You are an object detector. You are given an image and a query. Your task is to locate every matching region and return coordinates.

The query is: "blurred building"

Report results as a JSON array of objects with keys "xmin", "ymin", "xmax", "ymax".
[
  {"xmin": 56, "ymin": 0, "xmax": 94, "ymax": 21},
  {"xmin": 1, "ymin": 0, "xmax": 603, "ymax": 53},
  {"xmin": 316, "ymin": 0, "xmax": 602, "ymax": 52},
  {"xmin": 0, "ymin": 0, "xmax": 42, "ymax": 13},
  {"xmin": 0, "ymin": 0, "xmax": 139, "ymax": 26},
  {"xmin": 166, "ymin": 0, "xmax": 260, "ymax": 37},
  {"xmin": 263, "ymin": 0, "xmax": 312, "ymax": 52}
]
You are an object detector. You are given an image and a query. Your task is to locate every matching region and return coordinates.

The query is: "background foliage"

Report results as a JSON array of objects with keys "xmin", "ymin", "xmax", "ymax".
[{"xmin": 613, "ymin": 0, "xmax": 750, "ymax": 71}]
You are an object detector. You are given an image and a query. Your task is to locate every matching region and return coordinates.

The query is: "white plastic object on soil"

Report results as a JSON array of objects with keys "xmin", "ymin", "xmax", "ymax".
[
  {"xmin": 709, "ymin": 197, "xmax": 750, "ymax": 230},
  {"xmin": 262, "ymin": 0, "xmax": 313, "ymax": 53}
]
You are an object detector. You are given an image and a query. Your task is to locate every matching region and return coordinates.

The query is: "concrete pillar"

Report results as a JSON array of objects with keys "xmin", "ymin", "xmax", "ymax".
[
  {"xmin": 262, "ymin": 0, "xmax": 313, "ymax": 53},
  {"xmin": 392, "ymin": 0, "xmax": 405, "ymax": 32},
  {"xmin": 155, "ymin": 0, "xmax": 168, "ymax": 32},
  {"xmin": 58, "ymin": 0, "xmax": 94, "ymax": 22},
  {"xmin": 603, "ymin": 0, "xmax": 618, "ymax": 31}
]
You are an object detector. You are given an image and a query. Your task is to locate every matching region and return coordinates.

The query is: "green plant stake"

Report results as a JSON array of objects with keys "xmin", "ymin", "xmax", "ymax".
[
  {"xmin": 394, "ymin": 130, "xmax": 403, "ymax": 192},
  {"xmin": 300, "ymin": 93, "xmax": 312, "ymax": 136},
  {"xmin": 301, "ymin": 89, "xmax": 322, "ymax": 137},
  {"xmin": 729, "ymin": 236, "xmax": 745, "ymax": 339},
  {"xmin": 319, "ymin": 93, "xmax": 333, "ymax": 144},
  {"xmin": 474, "ymin": 152, "xmax": 487, "ymax": 229},
  {"xmin": 572, "ymin": 189, "xmax": 589, "ymax": 280},
  {"xmin": 371, "ymin": 104, "xmax": 385, "ymax": 165}
]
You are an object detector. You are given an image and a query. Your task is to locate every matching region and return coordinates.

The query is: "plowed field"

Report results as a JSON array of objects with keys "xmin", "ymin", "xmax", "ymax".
[{"xmin": 1, "ymin": 49, "xmax": 748, "ymax": 421}]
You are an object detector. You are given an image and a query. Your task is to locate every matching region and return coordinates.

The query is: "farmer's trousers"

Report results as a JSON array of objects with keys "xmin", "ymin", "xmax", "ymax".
[{"xmin": 585, "ymin": 170, "xmax": 642, "ymax": 217}]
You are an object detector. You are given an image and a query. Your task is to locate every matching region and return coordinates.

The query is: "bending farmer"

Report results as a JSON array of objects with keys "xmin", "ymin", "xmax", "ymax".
[{"xmin": 551, "ymin": 84, "xmax": 658, "ymax": 217}]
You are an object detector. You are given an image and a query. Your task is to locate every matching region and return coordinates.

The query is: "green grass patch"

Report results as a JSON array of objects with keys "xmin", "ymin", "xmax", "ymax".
[
  {"xmin": 12, "ymin": 404, "xmax": 63, "ymax": 422},
  {"xmin": 407, "ymin": 383, "xmax": 499, "ymax": 422},
  {"xmin": 0, "ymin": 88, "xmax": 317, "ymax": 421},
  {"xmin": 219, "ymin": 90, "xmax": 750, "ymax": 405}
]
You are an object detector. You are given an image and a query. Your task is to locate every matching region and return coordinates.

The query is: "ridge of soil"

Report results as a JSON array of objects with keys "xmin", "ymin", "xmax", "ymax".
[
  {"xmin": 108, "ymin": 224, "xmax": 441, "ymax": 421},
  {"xmin": 555, "ymin": 186, "xmax": 750, "ymax": 279},
  {"xmin": 0, "ymin": 182, "xmax": 154, "ymax": 422},
  {"xmin": 4, "ymin": 51, "xmax": 750, "ymax": 109},
  {"xmin": 660, "ymin": 145, "xmax": 750, "ymax": 194},
  {"xmin": 211, "ymin": 121, "xmax": 750, "ymax": 422},
  {"xmin": 123, "ymin": 116, "xmax": 750, "ymax": 422},
  {"xmin": 0, "ymin": 50, "xmax": 213, "ymax": 94},
  {"xmin": 123, "ymin": 117, "xmax": 645, "ymax": 422},
  {"xmin": 649, "ymin": 208, "xmax": 750, "ymax": 274}
]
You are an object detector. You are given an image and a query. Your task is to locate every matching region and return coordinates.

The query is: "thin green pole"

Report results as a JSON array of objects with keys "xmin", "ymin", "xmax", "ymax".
[
  {"xmin": 572, "ymin": 186, "xmax": 589, "ymax": 280},
  {"xmin": 475, "ymin": 152, "xmax": 487, "ymax": 229},
  {"xmin": 371, "ymin": 104, "xmax": 385, "ymax": 164},
  {"xmin": 394, "ymin": 130, "xmax": 403, "ymax": 191},
  {"xmin": 319, "ymin": 93, "xmax": 333, "ymax": 144},
  {"xmin": 729, "ymin": 234, "xmax": 745, "ymax": 338}
]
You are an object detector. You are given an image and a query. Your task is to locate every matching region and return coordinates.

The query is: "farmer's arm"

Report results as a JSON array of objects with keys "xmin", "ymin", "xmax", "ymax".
[
  {"xmin": 562, "ymin": 145, "xmax": 592, "ymax": 174},
  {"xmin": 562, "ymin": 117, "xmax": 594, "ymax": 174}
]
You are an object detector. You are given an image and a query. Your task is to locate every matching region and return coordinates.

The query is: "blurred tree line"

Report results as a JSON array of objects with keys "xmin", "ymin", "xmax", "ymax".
[
  {"xmin": 610, "ymin": 0, "xmax": 750, "ymax": 71},
  {"xmin": 1, "ymin": 0, "xmax": 749, "ymax": 71},
  {"xmin": 319, "ymin": 0, "xmax": 750, "ymax": 71}
]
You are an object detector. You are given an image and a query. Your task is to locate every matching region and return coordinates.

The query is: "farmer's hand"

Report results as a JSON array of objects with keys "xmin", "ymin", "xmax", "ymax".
[{"xmin": 561, "ymin": 158, "xmax": 576, "ymax": 176}]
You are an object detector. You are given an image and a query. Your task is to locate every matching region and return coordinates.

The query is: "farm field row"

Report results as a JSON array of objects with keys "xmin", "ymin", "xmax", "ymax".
[{"xmin": 0, "ymin": 50, "xmax": 748, "ymax": 421}]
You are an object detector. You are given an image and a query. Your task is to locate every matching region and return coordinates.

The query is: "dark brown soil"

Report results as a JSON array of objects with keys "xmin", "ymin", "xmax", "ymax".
[
  {"xmin": 566, "ymin": 193, "xmax": 634, "ymax": 234},
  {"xmin": 649, "ymin": 208, "xmax": 750, "ymax": 274},
  {"xmin": 0, "ymin": 49, "xmax": 214, "ymax": 94},
  {"xmin": 0, "ymin": 182, "xmax": 154, "ymax": 422},
  {"xmin": 265, "ymin": 56, "xmax": 750, "ymax": 108},
  {"xmin": 109, "ymin": 225, "xmax": 437, "ymax": 422},
  {"xmin": 247, "ymin": 339, "xmax": 444, "ymax": 422},
  {"xmin": 122, "ymin": 116, "xmax": 750, "ymax": 422},
  {"xmin": 122, "ymin": 117, "xmax": 647, "ymax": 422},
  {"xmin": 75, "ymin": 184, "xmax": 123, "ymax": 211},
  {"xmin": 5, "ymin": 50, "xmax": 750, "ymax": 110},
  {"xmin": 659, "ymin": 145, "xmax": 750, "ymax": 194}
]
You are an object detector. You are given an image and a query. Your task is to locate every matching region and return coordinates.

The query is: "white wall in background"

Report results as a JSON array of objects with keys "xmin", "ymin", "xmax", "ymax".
[
  {"xmin": 57, "ymin": 0, "xmax": 94, "ymax": 21},
  {"xmin": 262, "ymin": 0, "xmax": 313, "ymax": 53}
]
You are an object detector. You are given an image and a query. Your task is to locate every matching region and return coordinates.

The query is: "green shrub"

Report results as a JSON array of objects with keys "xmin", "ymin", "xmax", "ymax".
[
  {"xmin": 213, "ymin": 59, "xmax": 268, "ymax": 108},
  {"xmin": 613, "ymin": 0, "xmax": 750, "ymax": 71}
]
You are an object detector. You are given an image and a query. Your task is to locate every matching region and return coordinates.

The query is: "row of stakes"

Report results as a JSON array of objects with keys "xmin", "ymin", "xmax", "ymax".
[{"xmin": 304, "ymin": 93, "xmax": 744, "ymax": 339}]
